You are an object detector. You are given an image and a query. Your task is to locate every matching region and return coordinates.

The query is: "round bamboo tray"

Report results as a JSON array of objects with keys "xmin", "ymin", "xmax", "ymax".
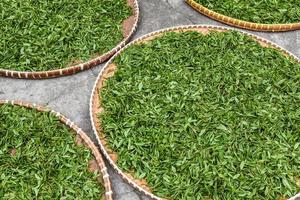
[
  {"xmin": 186, "ymin": 0, "xmax": 300, "ymax": 32},
  {"xmin": 0, "ymin": 0, "xmax": 139, "ymax": 79},
  {"xmin": 0, "ymin": 100, "xmax": 113, "ymax": 200},
  {"xmin": 90, "ymin": 25, "xmax": 300, "ymax": 199}
]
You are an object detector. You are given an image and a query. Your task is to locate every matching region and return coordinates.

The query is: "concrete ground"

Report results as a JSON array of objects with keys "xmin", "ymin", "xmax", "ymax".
[{"xmin": 0, "ymin": 0, "xmax": 299, "ymax": 199}]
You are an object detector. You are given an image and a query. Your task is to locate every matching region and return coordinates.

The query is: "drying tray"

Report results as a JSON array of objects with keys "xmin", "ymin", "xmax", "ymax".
[
  {"xmin": 186, "ymin": 0, "xmax": 300, "ymax": 32},
  {"xmin": 0, "ymin": 0, "xmax": 139, "ymax": 79},
  {"xmin": 0, "ymin": 100, "xmax": 113, "ymax": 200},
  {"xmin": 90, "ymin": 25, "xmax": 300, "ymax": 199}
]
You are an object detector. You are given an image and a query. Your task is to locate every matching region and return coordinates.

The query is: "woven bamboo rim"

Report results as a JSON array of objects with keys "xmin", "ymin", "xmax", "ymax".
[
  {"xmin": 0, "ymin": 0, "xmax": 139, "ymax": 79},
  {"xmin": 186, "ymin": 0, "xmax": 300, "ymax": 32},
  {"xmin": 90, "ymin": 25, "xmax": 300, "ymax": 200},
  {"xmin": 0, "ymin": 100, "xmax": 113, "ymax": 200}
]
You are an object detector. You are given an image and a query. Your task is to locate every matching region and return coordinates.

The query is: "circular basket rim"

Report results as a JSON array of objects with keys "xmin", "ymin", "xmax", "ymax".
[
  {"xmin": 0, "ymin": 0, "xmax": 139, "ymax": 79},
  {"xmin": 89, "ymin": 24, "xmax": 300, "ymax": 200},
  {"xmin": 0, "ymin": 99, "xmax": 113, "ymax": 200},
  {"xmin": 185, "ymin": 0, "xmax": 300, "ymax": 32}
]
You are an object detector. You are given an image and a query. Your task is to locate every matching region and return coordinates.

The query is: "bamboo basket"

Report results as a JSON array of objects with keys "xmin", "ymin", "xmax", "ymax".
[
  {"xmin": 0, "ymin": 0, "xmax": 139, "ymax": 79},
  {"xmin": 186, "ymin": 0, "xmax": 300, "ymax": 32},
  {"xmin": 90, "ymin": 25, "xmax": 300, "ymax": 199},
  {"xmin": 0, "ymin": 100, "xmax": 113, "ymax": 200}
]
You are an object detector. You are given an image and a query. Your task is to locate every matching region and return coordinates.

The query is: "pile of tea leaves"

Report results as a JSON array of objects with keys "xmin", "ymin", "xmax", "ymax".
[
  {"xmin": 0, "ymin": 0, "xmax": 132, "ymax": 71},
  {"xmin": 0, "ymin": 104, "xmax": 103, "ymax": 199},
  {"xmin": 194, "ymin": 0, "xmax": 300, "ymax": 24},
  {"xmin": 99, "ymin": 30, "xmax": 300, "ymax": 199}
]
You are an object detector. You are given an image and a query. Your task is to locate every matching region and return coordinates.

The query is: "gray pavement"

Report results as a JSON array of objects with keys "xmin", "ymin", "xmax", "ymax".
[{"xmin": 0, "ymin": 0, "xmax": 299, "ymax": 199}]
